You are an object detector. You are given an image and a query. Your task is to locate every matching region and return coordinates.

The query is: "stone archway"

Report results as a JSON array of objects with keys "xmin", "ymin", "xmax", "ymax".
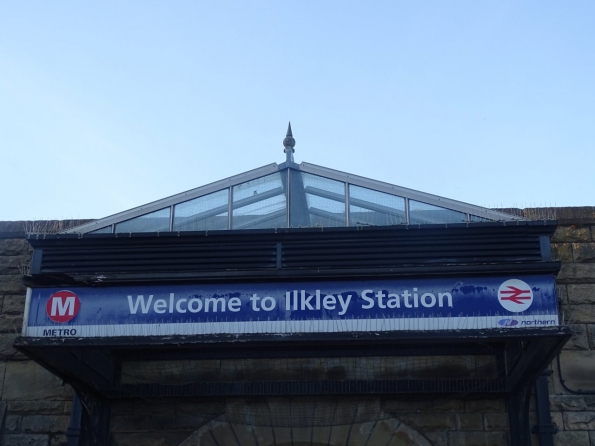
[{"xmin": 177, "ymin": 416, "xmax": 434, "ymax": 446}]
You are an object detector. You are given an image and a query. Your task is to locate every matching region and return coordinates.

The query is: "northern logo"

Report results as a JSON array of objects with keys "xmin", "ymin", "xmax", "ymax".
[
  {"xmin": 498, "ymin": 279, "xmax": 533, "ymax": 313},
  {"xmin": 46, "ymin": 290, "xmax": 80, "ymax": 323},
  {"xmin": 498, "ymin": 318, "xmax": 519, "ymax": 327}
]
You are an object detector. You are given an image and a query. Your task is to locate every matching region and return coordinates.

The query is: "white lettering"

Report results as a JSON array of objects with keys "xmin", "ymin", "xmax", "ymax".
[
  {"xmin": 387, "ymin": 293, "xmax": 400, "ymax": 309},
  {"xmin": 261, "ymin": 296, "xmax": 276, "ymax": 311},
  {"xmin": 402, "ymin": 290, "xmax": 413, "ymax": 308},
  {"xmin": 51, "ymin": 296, "xmax": 75, "ymax": 316},
  {"xmin": 376, "ymin": 290, "xmax": 386, "ymax": 309},
  {"xmin": 228, "ymin": 297, "xmax": 241, "ymax": 312},
  {"xmin": 188, "ymin": 298, "xmax": 202, "ymax": 313},
  {"xmin": 127, "ymin": 295, "xmax": 153, "ymax": 314},
  {"xmin": 421, "ymin": 292, "xmax": 436, "ymax": 308},
  {"xmin": 175, "ymin": 298, "xmax": 187, "ymax": 313},
  {"xmin": 301, "ymin": 290, "xmax": 314, "ymax": 310},
  {"xmin": 154, "ymin": 299, "xmax": 167, "ymax": 314},
  {"xmin": 361, "ymin": 289, "xmax": 375, "ymax": 309},
  {"xmin": 205, "ymin": 297, "xmax": 225, "ymax": 312},
  {"xmin": 337, "ymin": 294, "xmax": 352, "ymax": 316},
  {"xmin": 323, "ymin": 294, "xmax": 336, "ymax": 310},
  {"xmin": 251, "ymin": 294, "xmax": 261, "ymax": 311},
  {"xmin": 438, "ymin": 292, "xmax": 453, "ymax": 308}
]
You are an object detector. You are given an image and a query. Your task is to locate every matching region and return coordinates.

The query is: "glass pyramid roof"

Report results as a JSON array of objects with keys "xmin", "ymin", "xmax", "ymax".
[{"xmin": 68, "ymin": 126, "xmax": 520, "ymax": 235}]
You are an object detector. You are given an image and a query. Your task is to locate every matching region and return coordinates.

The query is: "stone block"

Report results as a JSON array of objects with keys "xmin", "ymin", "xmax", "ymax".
[
  {"xmin": 550, "ymin": 395, "xmax": 591, "ymax": 411},
  {"xmin": 3, "ymin": 361, "xmax": 73, "ymax": 400},
  {"xmin": 0, "ymin": 239, "xmax": 29, "ymax": 256},
  {"xmin": 111, "ymin": 432, "xmax": 191, "ymax": 446},
  {"xmin": 551, "ymin": 412, "xmax": 563, "ymax": 431},
  {"xmin": 564, "ymin": 324, "xmax": 590, "ymax": 350},
  {"xmin": 0, "ymin": 333, "xmax": 25, "ymax": 358},
  {"xmin": 552, "ymin": 226, "xmax": 592, "ymax": 243},
  {"xmin": 50, "ymin": 434, "xmax": 67, "ymax": 446},
  {"xmin": 558, "ymin": 351, "xmax": 595, "ymax": 393},
  {"xmin": 554, "ymin": 430, "xmax": 590, "ymax": 446},
  {"xmin": 591, "ymin": 431, "xmax": 595, "ymax": 446},
  {"xmin": 400, "ymin": 413, "xmax": 456, "ymax": 430},
  {"xmin": 552, "ymin": 243, "xmax": 573, "ymax": 262},
  {"xmin": 568, "ymin": 284, "xmax": 595, "ymax": 305},
  {"xmin": 21, "ymin": 415, "xmax": 69, "ymax": 433},
  {"xmin": 563, "ymin": 411, "xmax": 595, "ymax": 430},
  {"xmin": 484, "ymin": 413, "xmax": 508, "ymax": 430},
  {"xmin": 0, "ymin": 315, "xmax": 23, "ymax": 333},
  {"xmin": 557, "ymin": 285, "xmax": 569, "ymax": 304},
  {"xmin": 0, "ymin": 256, "xmax": 25, "ymax": 275},
  {"xmin": 2, "ymin": 295, "xmax": 25, "ymax": 315},
  {"xmin": 0, "ymin": 434, "xmax": 49, "ymax": 446},
  {"xmin": 424, "ymin": 431, "xmax": 448, "ymax": 446},
  {"xmin": 0, "ymin": 275, "xmax": 26, "ymax": 294},
  {"xmin": 574, "ymin": 243, "xmax": 595, "ymax": 263},
  {"xmin": 558, "ymin": 264, "xmax": 595, "ymax": 283},
  {"xmin": 465, "ymin": 397, "xmax": 505, "ymax": 412},
  {"xmin": 5, "ymin": 414, "xmax": 22, "ymax": 433},
  {"xmin": 433, "ymin": 398, "xmax": 464, "ymax": 412},
  {"xmin": 111, "ymin": 415, "xmax": 152, "ymax": 432},
  {"xmin": 449, "ymin": 431, "xmax": 508, "ymax": 446},
  {"xmin": 7, "ymin": 401, "xmax": 65, "ymax": 414},
  {"xmin": 589, "ymin": 324, "xmax": 595, "ymax": 349},
  {"xmin": 457, "ymin": 413, "xmax": 483, "ymax": 430},
  {"xmin": 565, "ymin": 305, "xmax": 595, "ymax": 324},
  {"xmin": 390, "ymin": 422, "xmax": 433, "ymax": 446}
]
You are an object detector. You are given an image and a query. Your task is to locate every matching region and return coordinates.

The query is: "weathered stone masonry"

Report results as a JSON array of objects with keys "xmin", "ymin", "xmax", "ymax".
[
  {"xmin": 1, "ymin": 209, "xmax": 595, "ymax": 446},
  {"xmin": 548, "ymin": 208, "xmax": 595, "ymax": 446},
  {"xmin": 0, "ymin": 222, "xmax": 73, "ymax": 446}
]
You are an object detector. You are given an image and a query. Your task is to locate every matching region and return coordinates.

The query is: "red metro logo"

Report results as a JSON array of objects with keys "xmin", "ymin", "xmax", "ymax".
[
  {"xmin": 498, "ymin": 279, "xmax": 533, "ymax": 313},
  {"xmin": 46, "ymin": 290, "xmax": 80, "ymax": 323}
]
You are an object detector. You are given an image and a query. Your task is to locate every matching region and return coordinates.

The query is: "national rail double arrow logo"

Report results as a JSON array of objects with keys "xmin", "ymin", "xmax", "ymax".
[{"xmin": 497, "ymin": 279, "xmax": 533, "ymax": 313}]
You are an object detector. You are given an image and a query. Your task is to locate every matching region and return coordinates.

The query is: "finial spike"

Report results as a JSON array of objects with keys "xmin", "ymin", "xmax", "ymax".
[{"xmin": 283, "ymin": 121, "xmax": 295, "ymax": 163}]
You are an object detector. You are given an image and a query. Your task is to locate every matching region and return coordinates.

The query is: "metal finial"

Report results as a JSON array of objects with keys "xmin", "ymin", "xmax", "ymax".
[{"xmin": 283, "ymin": 121, "xmax": 295, "ymax": 162}]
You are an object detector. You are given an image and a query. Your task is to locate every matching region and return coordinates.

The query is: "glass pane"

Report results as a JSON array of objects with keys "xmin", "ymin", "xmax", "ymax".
[
  {"xmin": 469, "ymin": 214, "xmax": 493, "ymax": 222},
  {"xmin": 348, "ymin": 185, "xmax": 406, "ymax": 226},
  {"xmin": 89, "ymin": 226, "xmax": 112, "ymax": 234},
  {"xmin": 232, "ymin": 172, "xmax": 287, "ymax": 229},
  {"xmin": 409, "ymin": 200, "xmax": 467, "ymax": 224},
  {"xmin": 173, "ymin": 189, "xmax": 229, "ymax": 231},
  {"xmin": 115, "ymin": 208, "xmax": 171, "ymax": 233},
  {"xmin": 290, "ymin": 172, "xmax": 346, "ymax": 227}
]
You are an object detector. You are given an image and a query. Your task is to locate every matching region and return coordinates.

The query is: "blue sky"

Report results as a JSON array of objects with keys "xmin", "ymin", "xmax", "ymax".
[{"xmin": 1, "ymin": 1, "xmax": 594, "ymax": 220}]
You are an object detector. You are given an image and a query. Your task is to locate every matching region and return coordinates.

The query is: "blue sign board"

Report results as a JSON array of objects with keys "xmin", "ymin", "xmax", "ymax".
[{"xmin": 23, "ymin": 275, "xmax": 559, "ymax": 338}]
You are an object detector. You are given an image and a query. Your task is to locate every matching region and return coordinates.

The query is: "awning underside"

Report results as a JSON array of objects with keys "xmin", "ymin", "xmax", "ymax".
[{"xmin": 15, "ymin": 328, "xmax": 570, "ymax": 399}]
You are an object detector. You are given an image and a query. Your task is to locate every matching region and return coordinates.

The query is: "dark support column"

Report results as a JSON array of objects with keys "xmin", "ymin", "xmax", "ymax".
[
  {"xmin": 532, "ymin": 373, "xmax": 556, "ymax": 446},
  {"xmin": 66, "ymin": 395, "xmax": 83, "ymax": 446},
  {"xmin": 508, "ymin": 381, "xmax": 533, "ymax": 446},
  {"xmin": 79, "ymin": 391, "xmax": 111, "ymax": 446}
]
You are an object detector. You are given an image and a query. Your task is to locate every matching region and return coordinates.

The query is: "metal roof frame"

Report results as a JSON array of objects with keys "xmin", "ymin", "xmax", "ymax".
[{"xmin": 66, "ymin": 161, "xmax": 520, "ymax": 234}]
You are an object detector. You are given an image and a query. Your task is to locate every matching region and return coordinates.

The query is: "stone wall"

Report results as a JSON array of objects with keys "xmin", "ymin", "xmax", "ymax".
[
  {"xmin": 0, "ymin": 224, "xmax": 74, "ymax": 446},
  {"xmin": 549, "ymin": 208, "xmax": 595, "ymax": 446},
  {"xmin": 1, "ymin": 209, "xmax": 595, "ymax": 445}
]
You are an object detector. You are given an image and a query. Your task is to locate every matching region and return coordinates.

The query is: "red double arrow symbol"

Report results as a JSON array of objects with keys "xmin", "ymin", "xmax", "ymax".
[{"xmin": 500, "ymin": 286, "xmax": 531, "ymax": 304}]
